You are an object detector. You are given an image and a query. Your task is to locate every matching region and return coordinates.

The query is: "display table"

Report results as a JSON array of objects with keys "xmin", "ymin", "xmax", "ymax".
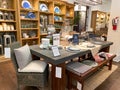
[
  {"xmin": 30, "ymin": 41, "xmax": 114, "ymax": 90},
  {"xmin": 66, "ymin": 54, "xmax": 116, "ymax": 90}
]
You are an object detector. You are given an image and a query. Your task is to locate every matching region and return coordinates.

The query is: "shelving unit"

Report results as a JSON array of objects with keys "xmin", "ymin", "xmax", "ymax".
[
  {"xmin": 0, "ymin": 0, "xmax": 18, "ymax": 46},
  {"xmin": 91, "ymin": 10, "xmax": 106, "ymax": 33},
  {"xmin": 65, "ymin": 2, "xmax": 74, "ymax": 30},
  {"xmin": 106, "ymin": 13, "xmax": 110, "ymax": 24},
  {"xmin": 65, "ymin": 3, "xmax": 74, "ymax": 19},
  {"xmin": 15, "ymin": 0, "xmax": 74, "ymax": 45},
  {"xmin": 39, "ymin": 0, "xmax": 74, "ymax": 36},
  {"xmin": 17, "ymin": 0, "xmax": 40, "ymax": 45},
  {"xmin": 53, "ymin": 1, "xmax": 66, "ymax": 32},
  {"xmin": 39, "ymin": 0, "xmax": 54, "ymax": 36}
]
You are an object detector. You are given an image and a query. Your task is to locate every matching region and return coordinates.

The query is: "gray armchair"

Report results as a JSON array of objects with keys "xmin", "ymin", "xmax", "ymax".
[{"xmin": 10, "ymin": 42, "xmax": 49, "ymax": 90}]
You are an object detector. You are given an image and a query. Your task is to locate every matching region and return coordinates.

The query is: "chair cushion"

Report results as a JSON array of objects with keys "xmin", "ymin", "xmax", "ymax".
[
  {"xmin": 18, "ymin": 60, "xmax": 47, "ymax": 73},
  {"xmin": 66, "ymin": 62, "xmax": 92, "ymax": 76},
  {"xmin": 14, "ymin": 44, "xmax": 32, "ymax": 69}
]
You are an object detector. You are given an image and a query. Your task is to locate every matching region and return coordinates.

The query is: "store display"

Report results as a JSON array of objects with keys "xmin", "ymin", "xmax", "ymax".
[
  {"xmin": 0, "ymin": 11, "xmax": 4, "ymax": 20},
  {"xmin": 2, "ymin": 23, "xmax": 7, "ymax": 30},
  {"xmin": 4, "ymin": 34, "xmax": 12, "ymax": 46},
  {"xmin": 8, "ymin": 12, "xmax": 14, "ymax": 20},
  {"xmin": 54, "ymin": 16, "xmax": 59, "ymax": 21},
  {"xmin": 27, "ymin": 12, "xmax": 36, "ymax": 19},
  {"xmin": 21, "ymin": 0, "xmax": 32, "ymax": 9},
  {"xmin": 1, "ymin": 0, "xmax": 8, "ymax": 9},
  {"xmin": 11, "ymin": 34, "xmax": 16, "ymax": 42},
  {"xmin": 22, "ymin": 33, "xmax": 29, "ymax": 38},
  {"xmin": 47, "ymin": 24, "xmax": 56, "ymax": 34},
  {"xmin": 54, "ymin": 6, "xmax": 60, "ymax": 14},
  {"xmin": 10, "ymin": 25, "xmax": 14, "ymax": 30},
  {"xmin": 40, "ymin": 3, "xmax": 48, "ymax": 12},
  {"xmin": 29, "ymin": 31, "xmax": 36, "ymax": 37},
  {"xmin": 67, "ymin": 46, "xmax": 81, "ymax": 51},
  {"xmin": 4, "ymin": 12, "xmax": 9, "ymax": 20},
  {"xmin": 0, "ymin": 0, "xmax": 73, "ymax": 46},
  {"xmin": 7, "ymin": 25, "xmax": 11, "ymax": 30},
  {"xmin": 0, "ymin": 25, "xmax": 3, "ymax": 31}
]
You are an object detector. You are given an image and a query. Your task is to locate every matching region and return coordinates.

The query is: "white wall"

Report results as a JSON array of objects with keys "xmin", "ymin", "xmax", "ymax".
[
  {"xmin": 91, "ymin": 0, "xmax": 111, "ymax": 12},
  {"xmin": 107, "ymin": 0, "xmax": 120, "ymax": 62}
]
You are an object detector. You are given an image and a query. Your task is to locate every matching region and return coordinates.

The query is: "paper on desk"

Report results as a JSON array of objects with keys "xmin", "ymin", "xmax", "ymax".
[
  {"xmin": 4, "ymin": 47, "xmax": 11, "ymax": 58},
  {"xmin": 55, "ymin": 67, "xmax": 62, "ymax": 78},
  {"xmin": 77, "ymin": 81, "xmax": 82, "ymax": 90}
]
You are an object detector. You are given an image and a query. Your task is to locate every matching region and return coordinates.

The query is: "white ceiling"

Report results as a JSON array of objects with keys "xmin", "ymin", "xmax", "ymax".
[{"xmin": 62, "ymin": 0, "xmax": 111, "ymax": 6}]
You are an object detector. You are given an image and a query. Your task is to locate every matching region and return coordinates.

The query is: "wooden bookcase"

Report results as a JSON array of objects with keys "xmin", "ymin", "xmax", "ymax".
[
  {"xmin": 39, "ymin": 0, "xmax": 74, "ymax": 36},
  {"xmin": 53, "ymin": 1, "xmax": 66, "ymax": 32},
  {"xmin": 0, "ymin": 0, "xmax": 18, "ymax": 42},
  {"xmin": 39, "ymin": 0, "xmax": 54, "ymax": 36},
  {"xmin": 65, "ymin": 2, "xmax": 74, "ymax": 28},
  {"xmin": 15, "ymin": 0, "xmax": 74, "ymax": 45},
  {"xmin": 17, "ymin": 0, "xmax": 40, "ymax": 45},
  {"xmin": 91, "ymin": 10, "xmax": 106, "ymax": 33}
]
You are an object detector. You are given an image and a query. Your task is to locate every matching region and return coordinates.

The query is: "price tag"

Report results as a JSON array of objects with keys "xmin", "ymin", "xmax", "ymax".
[{"xmin": 51, "ymin": 46, "xmax": 60, "ymax": 57}]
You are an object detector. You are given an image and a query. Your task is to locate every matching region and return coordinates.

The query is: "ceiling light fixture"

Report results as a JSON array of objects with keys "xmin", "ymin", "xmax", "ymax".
[
  {"xmin": 90, "ymin": 0, "xmax": 102, "ymax": 4},
  {"xmin": 74, "ymin": 0, "xmax": 102, "ymax": 6}
]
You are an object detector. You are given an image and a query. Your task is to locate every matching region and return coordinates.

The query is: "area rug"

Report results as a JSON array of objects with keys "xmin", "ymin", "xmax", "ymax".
[{"xmin": 83, "ymin": 64, "xmax": 118, "ymax": 90}]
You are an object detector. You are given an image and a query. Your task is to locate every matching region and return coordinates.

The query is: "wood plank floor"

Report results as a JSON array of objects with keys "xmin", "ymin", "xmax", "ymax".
[
  {"xmin": 0, "ymin": 59, "xmax": 120, "ymax": 90},
  {"xmin": 0, "ymin": 61, "xmax": 42, "ymax": 90},
  {"xmin": 95, "ymin": 62, "xmax": 120, "ymax": 90}
]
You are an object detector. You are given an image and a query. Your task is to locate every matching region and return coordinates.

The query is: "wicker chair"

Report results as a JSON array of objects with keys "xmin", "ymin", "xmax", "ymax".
[{"xmin": 10, "ymin": 42, "xmax": 49, "ymax": 90}]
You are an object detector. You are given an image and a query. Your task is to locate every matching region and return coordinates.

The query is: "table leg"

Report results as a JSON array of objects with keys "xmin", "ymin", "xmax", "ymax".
[
  {"xmin": 51, "ymin": 63, "xmax": 66, "ymax": 90},
  {"xmin": 108, "ymin": 59, "xmax": 113, "ymax": 70}
]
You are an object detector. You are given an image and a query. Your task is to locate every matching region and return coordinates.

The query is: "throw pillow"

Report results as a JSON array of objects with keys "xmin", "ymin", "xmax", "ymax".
[{"xmin": 14, "ymin": 44, "xmax": 32, "ymax": 69}]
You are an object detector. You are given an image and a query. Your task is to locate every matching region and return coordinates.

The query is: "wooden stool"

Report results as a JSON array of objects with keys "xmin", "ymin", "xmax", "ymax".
[{"xmin": 66, "ymin": 54, "xmax": 116, "ymax": 90}]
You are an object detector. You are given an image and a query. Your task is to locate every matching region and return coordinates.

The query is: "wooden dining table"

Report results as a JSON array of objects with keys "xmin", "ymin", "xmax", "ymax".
[{"xmin": 30, "ymin": 40, "xmax": 113, "ymax": 90}]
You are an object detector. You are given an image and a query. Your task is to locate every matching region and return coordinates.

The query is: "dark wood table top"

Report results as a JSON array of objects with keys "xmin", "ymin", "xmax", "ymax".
[{"xmin": 30, "ymin": 41, "xmax": 113, "ymax": 65}]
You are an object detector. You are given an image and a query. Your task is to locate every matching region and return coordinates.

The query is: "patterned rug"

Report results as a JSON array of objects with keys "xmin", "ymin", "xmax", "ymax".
[{"xmin": 84, "ymin": 64, "xmax": 118, "ymax": 90}]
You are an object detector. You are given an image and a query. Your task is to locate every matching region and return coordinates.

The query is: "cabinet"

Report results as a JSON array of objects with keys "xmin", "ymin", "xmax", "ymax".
[
  {"xmin": 91, "ymin": 10, "xmax": 106, "ymax": 32},
  {"xmin": 16, "ymin": 0, "xmax": 74, "ymax": 45},
  {"xmin": 39, "ymin": 0, "xmax": 54, "ymax": 36},
  {"xmin": 65, "ymin": 2, "xmax": 74, "ymax": 30},
  {"xmin": 17, "ymin": 0, "xmax": 40, "ymax": 45},
  {"xmin": 39, "ymin": 0, "xmax": 74, "ymax": 36},
  {"xmin": 54, "ymin": 1, "xmax": 66, "ymax": 32},
  {"xmin": 0, "ymin": 0, "xmax": 18, "ymax": 44},
  {"xmin": 106, "ymin": 13, "xmax": 110, "ymax": 24},
  {"xmin": 65, "ymin": 3, "xmax": 74, "ymax": 19}
]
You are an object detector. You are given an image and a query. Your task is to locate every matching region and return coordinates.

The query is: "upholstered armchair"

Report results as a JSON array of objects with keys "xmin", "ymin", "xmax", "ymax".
[{"xmin": 10, "ymin": 42, "xmax": 49, "ymax": 90}]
